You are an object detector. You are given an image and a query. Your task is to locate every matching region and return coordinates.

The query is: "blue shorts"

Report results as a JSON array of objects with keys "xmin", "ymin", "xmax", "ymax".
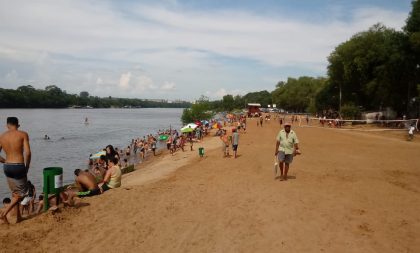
[{"xmin": 277, "ymin": 151, "xmax": 293, "ymax": 164}]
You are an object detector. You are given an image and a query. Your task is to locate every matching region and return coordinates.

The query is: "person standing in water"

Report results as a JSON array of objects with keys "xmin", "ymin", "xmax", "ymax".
[{"xmin": 0, "ymin": 117, "xmax": 32, "ymax": 223}]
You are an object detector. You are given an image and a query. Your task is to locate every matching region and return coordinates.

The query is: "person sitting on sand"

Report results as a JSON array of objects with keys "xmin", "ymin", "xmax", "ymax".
[
  {"xmin": 35, "ymin": 194, "xmax": 64, "ymax": 214},
  {"xmin": 68, "ymin": 169, "xmax": 101, "ymax": 198},
  {"xmin": 91, "ymin": 166, "xmax": 106, "ymax": 183},
  {"xmin": 99, "ymin": 157, "xmax": 121, "ymax": 192},
  {"xmin": 97, "ymin": 155, "xmax": 108, "ymax": 170}
]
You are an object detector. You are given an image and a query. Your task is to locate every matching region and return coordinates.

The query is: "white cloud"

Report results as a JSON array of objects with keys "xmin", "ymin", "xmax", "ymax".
[
  {"xmin": 119, "ymin": 72, "xmax": 131, "ymax": 90},
  {"xmin": 207, "ymin": 88, "xmax": 246, "ymax": 99},
  {"xmin": 96, "ymin": 77, "xmax": 103, "ymax": 85},
  {"xmin": 136, "ymin": 75, "xmax": 157, "ymax": 91},
  {"xmin": 0, "ymin": 0, "xmax": 410, "ymax": 99},
  {"xmin": 160, "ymin": 81, "xmax": 176, "ymax": 91},
  {"xmin": 215, "ymin": 88, "xmax": 227, "ymax": 98}
]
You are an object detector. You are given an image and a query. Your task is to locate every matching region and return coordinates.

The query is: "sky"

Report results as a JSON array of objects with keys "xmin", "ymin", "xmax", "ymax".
[{"xmin": 0, "ymin": 0, "xmax": 413, "ymax": 101}]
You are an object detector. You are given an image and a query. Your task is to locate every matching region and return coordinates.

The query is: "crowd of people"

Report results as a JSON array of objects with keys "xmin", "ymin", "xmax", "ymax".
[
  {"xmin": 0, "ymin": 116, "xmax": 230, "ymax": 223},
  {"xmin": 219, "ymin": 115, "xmax": 246, "ymax": 159},
  {"xmin": 0, "ymin": 116, "xmax": 196, "ymax": 223},
  {"xmin": 0, "ymin": 112, "xmax": 306, "ymax": 224}
]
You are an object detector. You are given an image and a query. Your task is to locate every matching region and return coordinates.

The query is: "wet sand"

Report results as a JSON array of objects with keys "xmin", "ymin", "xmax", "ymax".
[{"xmin": 1, "ymin": 119, "xmax": 419, "ymax": 253}]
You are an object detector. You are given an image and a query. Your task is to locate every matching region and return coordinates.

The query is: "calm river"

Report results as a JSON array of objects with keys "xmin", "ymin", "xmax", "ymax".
[{"xmin": 0, "ymin": 108, "xmax": 183, "ymax": 199}]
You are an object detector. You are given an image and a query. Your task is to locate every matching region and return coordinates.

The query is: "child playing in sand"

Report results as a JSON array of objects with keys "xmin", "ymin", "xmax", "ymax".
[{"xmin": 20, "ymin": 180, "xmax": 36, "ymax": 216}]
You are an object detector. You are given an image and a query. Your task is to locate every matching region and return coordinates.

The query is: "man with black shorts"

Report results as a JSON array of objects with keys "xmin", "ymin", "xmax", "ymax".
[
  {"xmin": 0, "ymin": 117, "xmax": 31, "ymax": 223},
  {"xmin": 274, "ymin": 122, "xmax": 300, "ymax": 181},
  {"xmin": 73, "ymin": 169, "xmax": 101, "ymax": 197},
  {"xmin": 63, "ymin": 169, "xmax": 101, "ymax": 204}
]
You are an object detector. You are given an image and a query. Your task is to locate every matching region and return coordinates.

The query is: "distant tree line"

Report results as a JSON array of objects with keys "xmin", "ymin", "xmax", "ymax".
[
  {"xmin": 0, "ymin": 85, "xmax": 191, "ymax": 108},
  {"xmin": 207, "ymin": 90, "xmax": 272, "ymax": 112}
]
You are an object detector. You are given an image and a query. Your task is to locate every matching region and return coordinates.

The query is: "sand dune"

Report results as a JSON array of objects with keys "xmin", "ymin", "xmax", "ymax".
[{"xmin": 1, "ymin": 119, "xmax": 419, "ymax": 253}]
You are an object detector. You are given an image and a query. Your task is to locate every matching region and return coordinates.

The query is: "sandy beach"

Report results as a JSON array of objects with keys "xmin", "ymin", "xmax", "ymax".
[{"xmin": 1, "ymin": 119, "xmax": 419, "ymax": 253}]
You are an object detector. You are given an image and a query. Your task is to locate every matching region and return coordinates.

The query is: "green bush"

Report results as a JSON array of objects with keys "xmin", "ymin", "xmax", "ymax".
[{"xmin": 341, "ymin": 104, "xmax": 361, "ymax": 119}]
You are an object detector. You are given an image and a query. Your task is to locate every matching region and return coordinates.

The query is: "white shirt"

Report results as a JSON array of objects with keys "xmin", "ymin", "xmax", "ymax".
[{"xmin": 409, "ymin": 126, "xmax": 415, "ymax": 135}]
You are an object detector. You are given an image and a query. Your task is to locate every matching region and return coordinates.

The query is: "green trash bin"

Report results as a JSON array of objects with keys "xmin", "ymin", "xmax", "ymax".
[
  {"xmin": 43, "ymin": 167, "xmax": 63, "ymax": 211},
  {"xmin": 199, "ymin": 147, "xmax": 204, "ymax": 157}
]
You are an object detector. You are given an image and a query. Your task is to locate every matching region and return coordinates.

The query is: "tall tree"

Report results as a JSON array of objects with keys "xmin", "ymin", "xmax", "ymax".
[
  {"xmin": 326, "ymin": 24, "xmax": 415, "ymax": 114},
  {"xmin": 272, "ymin": 77, "xmax": 326, "ymax": 112}
]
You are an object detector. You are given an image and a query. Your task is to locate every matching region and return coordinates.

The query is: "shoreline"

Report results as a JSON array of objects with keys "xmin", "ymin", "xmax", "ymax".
[{"xmin": 123, "ymin": 130, "xmax": 221, "ymax": 187}]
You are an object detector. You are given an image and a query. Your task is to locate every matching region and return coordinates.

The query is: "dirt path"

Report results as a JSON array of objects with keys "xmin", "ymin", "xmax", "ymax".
[{"xmin": 1, "ymin": 119, "xmax": 419, "ymax": 253}]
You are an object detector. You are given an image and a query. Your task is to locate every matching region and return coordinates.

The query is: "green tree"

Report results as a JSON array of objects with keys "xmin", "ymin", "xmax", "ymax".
[
  {"xmin": 242, "ymin": 90, "xmax": 272, "ymax": 107},
  {"xmin": 272, "ymin": 77, "xmax": 326, "ymax": 112},
  {"xmin": 181, "ymin": 100, "xmax": 213, "ymax": 124},
  {"xmin": 79, "ymin": 91, "xmax": 89, "ymax": 98},
  {"xmin": 222, "ymin": 95, "xmax": 235, "ymax": 111},
  {"xmin": 326, "ymin": 24, "xmax": 415, "ymax": 114}
]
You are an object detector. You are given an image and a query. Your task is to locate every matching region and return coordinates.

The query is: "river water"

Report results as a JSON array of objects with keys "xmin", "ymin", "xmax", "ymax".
[{"xmin": 0, "ymin": 108, "xmax": 183, "ymax": 199}]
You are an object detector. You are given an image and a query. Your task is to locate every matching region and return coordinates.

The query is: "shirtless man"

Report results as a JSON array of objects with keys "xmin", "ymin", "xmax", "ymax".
[
  {"xmin": 60, "ymin": 168, "xmax": 100, "ymax": 205},
  {"xmin": 0, "ymin": 117, "xmax": 31, "ymax": 223},
  {"xmin": 220, "ymin": 130, "xmax": 230, "ymax": 158},
  {"xmin": 72, "ymin": 169, "xmax": 101, "ymax": 197}
]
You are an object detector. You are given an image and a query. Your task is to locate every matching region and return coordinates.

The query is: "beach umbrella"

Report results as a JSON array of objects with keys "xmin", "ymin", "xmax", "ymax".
[
  {"xmin": 195, "ymin": 121, "xmax": 202, "ymax": 126},
  {"xmin": 181, "ymin": 123, "xmax": 198, "ymax": 132},
  {"xmin": 201, "ymin": 120, "xmax": 209, "ymax": 125},
  {"xmin": 90, "ymin": 151, "xmax": 106, "ymax": 160},
  {"xmin": 181, "ymin": 126, "xmax": 194, "ymax": 133},
  {"xmin": 212, "ymin": 122, "xmax": 222, "ymax": 129},
  {"xmin": 185, "ymin": 123, "xmax": 198, "ymax": 129},
  {"xmin": 158, "ymin": 135, "xmax": 169, "ymax": 141}
]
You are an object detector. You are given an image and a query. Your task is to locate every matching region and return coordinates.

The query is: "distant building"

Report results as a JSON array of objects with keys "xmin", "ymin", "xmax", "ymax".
[
  {"xmin": 144, "ymin": 99, "xmax": 168, "ymax": 103},
  {"xmin": 247, "ymin": 103, "xmax": 261, "ymax": 117}
]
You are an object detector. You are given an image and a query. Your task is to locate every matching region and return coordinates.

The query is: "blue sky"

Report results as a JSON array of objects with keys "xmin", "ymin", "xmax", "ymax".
[{"xmin": 0, "ymin": 0, "xmax": 413, "ymax": 100}]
